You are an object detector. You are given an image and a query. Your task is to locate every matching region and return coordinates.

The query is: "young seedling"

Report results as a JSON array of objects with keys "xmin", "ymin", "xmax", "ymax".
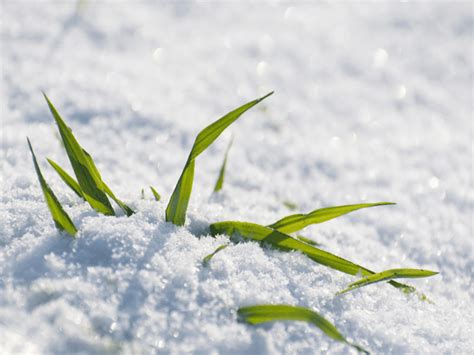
[
  {"xmin": 209, "ymin": 221, "xmax": 419, "ymax": 295},
  {"xmin": 27, "ymin": 138, "xmax": 77, "ymax": 237},
  {"xmin": 337, "ymin": 268, "xmax": 438, "ymax": 295},
  {"xmin": 213, "ymin": 137, "xmax": 233, "ymax": 193},
  {"xmin": 44, "ymin": 93, "xmax": 114, "ymax": 215},
  {"xmin": 43, "ymin": 94, "xmax": 134, "ymax": 216},
  {"xmin": 166, "ymin": 92, "xmax": 273, "ymax": 226},
  {"xmin": 238, "ymin": 304, "xmax": 368, "ymax": 354}
]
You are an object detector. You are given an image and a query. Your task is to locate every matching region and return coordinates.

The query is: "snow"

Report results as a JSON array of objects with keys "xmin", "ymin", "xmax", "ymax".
[{"xmin": 1, "ymin": 1, "xmax": 473, "ymax": 354}]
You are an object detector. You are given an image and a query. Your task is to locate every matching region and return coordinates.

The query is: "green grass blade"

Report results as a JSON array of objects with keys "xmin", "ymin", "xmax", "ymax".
[
  {"xmin": 211, "ymin": 221, "xmax": 370, "ymax": 275},
  {"xmin": 82, "ymin": 149, "xmax": 134, "ymax": 216},
  {"xmin": 27, "ymin": 138, "xmax": 77, "ymax": 237},
  {"xmin": 210, "ymin": 221, "xmax": 416, "ymax": 294},
  {"xmin": 202, "ymin": 243, "xmax": 229, "ymax": 266},
  {"xmin": 213, "ymin": 137, "xmax": 233, "ymax": 192},
  {"xmin": 166, "ymin": 92, "xmax": 273, "ymax": 226},
  {"xmin": 337, "ymin": 268, "xmax": 438, "ymax": 295},
  {"xmin": 188, "ymin": 92, "xmax": 273, "ymax": 161},
  {"xmin": 150, "ymin": 186, "xmax": 161, "ymax": 201},
  {"xmin": 269, "ymin": 202, "xmax": 395, "ymax": 233},
  {"xmin": 47, "ymin": 158, "xmax": 84, "ymax": 199},
  {"xmin": 166, "ymin": 159, "xmax": 195, "ymax": 226},
  {"xmin": 43, "ymin": 93, "xmax": 115, "ymax": 216},
  {"xmin": 141, "ymin": 188, "xmax": 145, "ymax": 199},
  {"xmin": 238, "ymin": 305, "xmax": 368, "ymax": 354}
]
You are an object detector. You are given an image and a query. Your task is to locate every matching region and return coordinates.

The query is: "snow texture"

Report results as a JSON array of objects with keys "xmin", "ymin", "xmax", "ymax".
[{"xmin": 1, "ymin": 1, "xmax": 473, "ymax": 354}]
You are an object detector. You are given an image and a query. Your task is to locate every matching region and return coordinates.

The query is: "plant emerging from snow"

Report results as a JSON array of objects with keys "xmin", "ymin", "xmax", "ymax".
[{"xmin": 27, "ymin": 92, "xmax": 438, "ymax": 354}]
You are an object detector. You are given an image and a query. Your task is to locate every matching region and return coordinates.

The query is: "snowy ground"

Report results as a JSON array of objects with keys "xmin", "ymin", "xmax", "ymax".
[{"xmin": 1, "ymin": 1, "xmax": 473, "ymax": 354}]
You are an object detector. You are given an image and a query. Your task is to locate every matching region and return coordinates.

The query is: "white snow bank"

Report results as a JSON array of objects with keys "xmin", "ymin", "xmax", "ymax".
[{"xmin": 1, "ymin": 1, "xmax": 473, "ymax": 354}]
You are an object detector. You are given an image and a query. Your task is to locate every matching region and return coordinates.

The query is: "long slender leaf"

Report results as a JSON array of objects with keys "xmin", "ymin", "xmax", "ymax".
[
  {"xmin": 43, "ymin": 93, "xmax": 115, "ymax": 215},
  {"xmin": 82, "ymin": 149, "xmax": 134, "ymax": 216},
  {"xmin": 210, "ymin": 221, "xmax": 415, "ymax": 294},
  {"xmin": 202, "ymin": 243, "xmax": 229, "ymax": 266},
  {"xmin": 150, "ymin": 186, "xmax": 161, "ymax": 201},
  {"xmin": 166, "ymin": 159, "xmax": 195, "ymax": 226},
  {"xmin": 269, "ymin": 202, "xmax": 395, "ymax": 234},
  {"xmin": 166, "ymin": 92, "xmax": 273, "ymax": 226},
  {"xmin": 337, "ymin": 268, "xmax": 438, "ymax": 295},
  {"xmin": 213, "ymin": 137, "xmax": 233, "ymax": 192},
  {"xmin": 238, "ymin": 305, "xmax": 368, "ymax": 354},
  {"xmin": 27, "ymin": 138, "xmax": 77, "ymax": 237},
  {"xmin": 47, "ymin": 158, "xmax": 84, "ymax": 199}
]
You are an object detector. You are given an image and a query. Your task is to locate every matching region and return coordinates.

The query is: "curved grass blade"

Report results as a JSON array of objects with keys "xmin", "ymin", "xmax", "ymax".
[
  {"xmin": 150, "ymin": 186, "xmax": 161, "ymax": 201},
  {"xmin": 269, "ymin": 202, "xmax": 395, "ymax": 234},
  {"xmin": 47, "ymin": 158, "xmax": 84, "ymax": 199},
  {"xmin": 337, "ymin": 268, "xmax": 438, "ymax": 295},
  {"xmin": 27, "ymin": 138, "xmax": 77, "ymax": 237},
  {"xmin": 82, "ymin": 149, "xmax": 134, "ymax": 216},
  {"xmin": 213, "ymin": 137, "xmax": 233, "ymax": 192},
  {"xmin": 202, "ymin": 243, "xmax": 229, "ymax": 266},
  {"xmin": 43, "ymin": 93, "xmax": 115, "ymax": 216},
  {"xmin": 166, "ymin": 92, "xmax": 273, "ymax": 226},
  {"xmin": 210, "ymin": 221, "xmax": 416, "ymax": 294},
  {"xmin": 238, "ymin": 305, "xmax": 368, "ymax": 354}
]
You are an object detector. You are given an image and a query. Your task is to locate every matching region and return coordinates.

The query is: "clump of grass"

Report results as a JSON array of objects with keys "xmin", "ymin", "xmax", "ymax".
[
  {"xmin": 27, "ymin": 138, "xmax": 77, "ymax": 237},
  {"xmin": 28, "ymin": 89, "xmax": 439, "ymax": 352},
  {"xmin": 238, "ymin": 304, "xmax": 368, "ymax": 354},
  {"xmin": 43, "ymin": 94, "xmax": 134, "ymax": 216},
  {"xmin": 213, "ymin": 137, "xmax": 233, "ymax": 193},
  {"xmin": 165, "ymin": 92, "xmax": 273, "ymax": 226},
  {"xmin": 337, "ymin": 268, "xmax": 438, "ymax": 295}
]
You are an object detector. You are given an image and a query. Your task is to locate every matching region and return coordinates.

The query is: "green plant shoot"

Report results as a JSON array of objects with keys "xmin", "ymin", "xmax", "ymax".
[
  {"xmin": 166, "ymin": 92, "xmax": 273, "ymax": 226},
  {"xmin": 27, "ymin": 138, "xmax": 77, "ymax": 236},
  {"xmin": 210, "ymin": 221, "xmax": 416, "ymax": 294},
  {"xmin": 43, "ymin": 93, "xmax": 115, "ymax": 215}
]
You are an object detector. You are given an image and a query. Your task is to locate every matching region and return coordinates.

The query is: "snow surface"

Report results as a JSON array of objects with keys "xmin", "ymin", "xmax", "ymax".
[{"xmin": 1, "ymin": 1, "xmax": 473, "ymax": 354}]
